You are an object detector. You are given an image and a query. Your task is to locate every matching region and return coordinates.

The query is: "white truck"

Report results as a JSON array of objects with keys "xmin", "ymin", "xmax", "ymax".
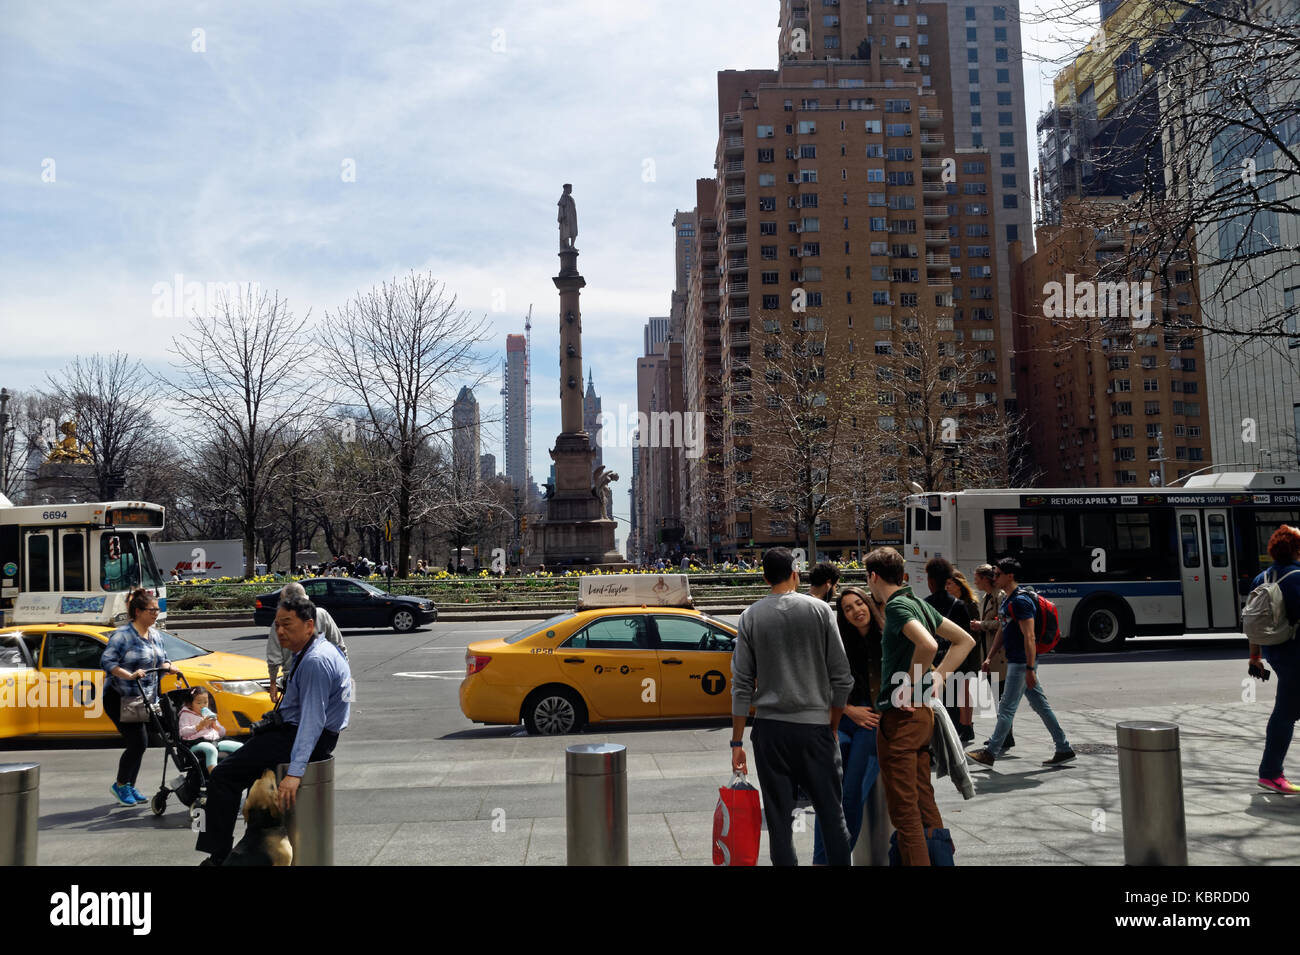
[{"xmin": 150, "ymin": 540, "xmax": 246, "ymax": 581}]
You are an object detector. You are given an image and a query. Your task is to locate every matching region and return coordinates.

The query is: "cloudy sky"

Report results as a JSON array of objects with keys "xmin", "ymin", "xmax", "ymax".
[{"xmin": 0, "ymin": 0, "xmax": 1094, "ymax": 550}]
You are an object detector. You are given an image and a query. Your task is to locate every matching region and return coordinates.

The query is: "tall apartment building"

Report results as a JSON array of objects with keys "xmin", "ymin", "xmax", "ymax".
[
  {"xmin": 683, "ymin": 178, "xmax": 723, "ymax": 554},
  {"xmin": 479, "ymin": 453, "xmax": 496, "ymax": 482},
  {"xmin": 1038, "ymin": 0, "xmax": 1299, "ymax": 469},
  {"xmin": 1012, "ymin": 201, "xmax": 1211, "ymax": 487},
  {"xmin": 644, "ymin": 318, "xmax": 669, "ymax": 357},
  {"xmin": 502, "ymin": 334, "xmax": 529, "ymax": 490},
  {"xmin": 673, "ymin": 210, "xmax": 697, "ymax": 300},
  {"xmin": 452, "ymin": 386, "xmax": 480, "ymax": 488},
  {"xmin": 680, "ymin": 1, "xmax": 1007, "ymax": 558},
  {"xmin": 636, "ymin": 321, "xmax": 686, "ymax": 560}
]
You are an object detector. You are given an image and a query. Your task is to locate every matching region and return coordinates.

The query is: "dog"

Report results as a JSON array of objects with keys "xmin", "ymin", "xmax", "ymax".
[{"xmin": 223, "ymin": 769, "xmax": 293, "ymax": 866}]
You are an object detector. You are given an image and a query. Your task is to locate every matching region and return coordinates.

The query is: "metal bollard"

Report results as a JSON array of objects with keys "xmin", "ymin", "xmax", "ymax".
[
  {"xmin": 852, "ymin": 778, "xmax": 893, "ymax": 866},
  {"xmin": 565, "ymin": 743, "xmax": 628, "ymax": 866},
  {"xmin": 1117, "ymin": 721, "xmax": 1187, "ymax": 865},
  {"xmin": 0, "ymin": 763, "xmax": 39, "ymax": 866},
  {"xmin": 276, "ymin": 757, "xmax": 335, "ymax": 866}
]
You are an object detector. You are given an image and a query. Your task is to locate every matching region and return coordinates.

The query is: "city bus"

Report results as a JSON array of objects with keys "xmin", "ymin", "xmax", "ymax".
[
  {"xmin": 0, "ymin": 496, "xmax": 169, "ymax": 627},
  {"xmin": 903, "ymin": 471, "xmax": 1300, "ymax": 651}
]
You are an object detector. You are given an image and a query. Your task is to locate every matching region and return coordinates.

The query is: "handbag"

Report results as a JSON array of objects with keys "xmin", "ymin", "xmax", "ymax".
[
  {"xmin": 119, "ymin": 695, "xmax": 150, "ymax": 724},
  {"xmin": 713, "ymin": 771, "xmax": 762, "ymax": 866},
  {"xmin": 888, "ymin": 827, "xmax": 956, "ymax": 866}
]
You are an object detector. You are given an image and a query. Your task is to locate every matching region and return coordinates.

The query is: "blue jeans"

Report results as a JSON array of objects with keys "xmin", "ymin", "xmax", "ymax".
[
  {"xmin": 987, "ymin": 662, "xmax": 1071, "ymax": 757},
  {"xmin": 812, "ymin": 716, "xmax": 879, "ymax": 864},
  {"xmin": 1259, "ymin": 639, "xmax": 1300, "ymax": 779}
]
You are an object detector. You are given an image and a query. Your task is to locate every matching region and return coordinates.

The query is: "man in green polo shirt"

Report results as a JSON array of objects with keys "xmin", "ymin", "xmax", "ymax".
[{"xmin": 865, "ymin": 546, "xmax": 975, "ymax": 866}]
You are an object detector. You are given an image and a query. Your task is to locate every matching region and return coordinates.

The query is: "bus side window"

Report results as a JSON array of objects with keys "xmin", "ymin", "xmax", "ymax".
[
  {"xmin": 1179, "ymin": 515, "xmax": 1201, "ymax": 568},
  {"xmin": 905, "ymin": 509, "xmax": 912, "ymax": 545}
]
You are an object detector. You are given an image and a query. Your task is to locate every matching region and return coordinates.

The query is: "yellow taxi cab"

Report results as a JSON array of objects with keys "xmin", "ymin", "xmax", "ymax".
[
  {"xmin": 0, "ymin": 623, "xmax": 274, "ymax": 740},
  {"xmin": 460, "ymin": 575, "xmax": 739, "ymax": 734}
]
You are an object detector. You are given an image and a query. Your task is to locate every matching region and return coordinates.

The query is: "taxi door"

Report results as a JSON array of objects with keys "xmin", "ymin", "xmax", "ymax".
[
  {"xmin": 40, "ymin": 629, "xmax": 114, "ymax": 734},
  {"xmin": 0, "ymin": 632, "xmax": 41, "ymax": 738},
  {"xmin": 650, "ymin": 615, "xmax": 736, "ymax": 718},
  {"xmin": 557, "ymin": 614, "xmax": 660, "ymax": 720}
]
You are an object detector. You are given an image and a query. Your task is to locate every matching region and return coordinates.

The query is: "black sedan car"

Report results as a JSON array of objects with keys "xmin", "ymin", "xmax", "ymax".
[{"xmin": 253, "ymin": 578, "xmax": 438, "ymax": 633}]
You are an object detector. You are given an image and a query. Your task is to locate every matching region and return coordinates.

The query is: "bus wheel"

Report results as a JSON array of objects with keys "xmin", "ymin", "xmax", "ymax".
[{"xmin": 1076, "ymin": 600, "xmax": 1129, "ymax": 651}]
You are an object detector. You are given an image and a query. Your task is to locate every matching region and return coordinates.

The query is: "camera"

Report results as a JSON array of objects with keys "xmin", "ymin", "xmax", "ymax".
[{"xmin": 249, "ymin": 709, "xmax": 286, "ymax": 736}]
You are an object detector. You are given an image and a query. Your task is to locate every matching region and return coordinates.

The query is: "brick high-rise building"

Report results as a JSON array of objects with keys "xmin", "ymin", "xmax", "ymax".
[
  {"xmin": 1012, "ymin": 199, "xmax": 1211, "ymax": 487},
  {"xmin": 680, "ymin": 1, "xmax": 1007, "ymax": 558}
]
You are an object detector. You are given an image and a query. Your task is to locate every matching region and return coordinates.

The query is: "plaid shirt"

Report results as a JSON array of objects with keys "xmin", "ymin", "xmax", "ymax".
[{"xmin": 101, "ymin": 623, "xmax": 170, "ymax": 700}]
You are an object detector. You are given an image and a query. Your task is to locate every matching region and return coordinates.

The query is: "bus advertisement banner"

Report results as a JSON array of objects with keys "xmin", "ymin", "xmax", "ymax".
[{"xmin": 1018, "ymin": 492, "xmax": 1300, "ymax": 508}]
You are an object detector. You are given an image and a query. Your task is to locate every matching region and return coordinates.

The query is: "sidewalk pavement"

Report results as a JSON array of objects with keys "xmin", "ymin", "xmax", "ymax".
[{"xmin": 23, "ymin": 699, "xmax": 1300, "ymax": 866}]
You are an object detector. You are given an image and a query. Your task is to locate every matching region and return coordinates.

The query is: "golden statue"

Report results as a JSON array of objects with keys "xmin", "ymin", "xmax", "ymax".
[{"xmin": 46, "ymin": 421, "xmax": 93, "ymax": 464}]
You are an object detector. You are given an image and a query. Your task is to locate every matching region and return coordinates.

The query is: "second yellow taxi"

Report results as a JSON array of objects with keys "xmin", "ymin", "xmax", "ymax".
[{"xmin": 460, "ymin": 575, "xmax": 739, "ymax": 734}]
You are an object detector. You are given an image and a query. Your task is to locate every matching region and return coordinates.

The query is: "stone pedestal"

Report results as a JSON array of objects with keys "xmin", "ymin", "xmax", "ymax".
[{"xmin": 32, "ymin": 462, "xmax": 96, "ymax": 503}]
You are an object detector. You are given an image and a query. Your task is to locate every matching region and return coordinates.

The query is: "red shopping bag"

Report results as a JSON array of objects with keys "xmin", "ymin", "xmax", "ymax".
[{"xmin": 713, "ymin": 772, "xmax": 761, "ymax": 866}]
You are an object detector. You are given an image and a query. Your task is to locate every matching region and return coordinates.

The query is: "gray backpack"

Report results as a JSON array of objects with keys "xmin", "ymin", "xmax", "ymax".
[{"xmin": 1243, "ymin": 567, "xmax": 1300, "ymax": 646}]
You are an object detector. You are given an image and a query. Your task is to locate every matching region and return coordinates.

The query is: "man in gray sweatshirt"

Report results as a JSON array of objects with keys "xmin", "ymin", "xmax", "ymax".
[{"xmin": 730, "ymin": 547, "xmax": 855, "ymax": 865}]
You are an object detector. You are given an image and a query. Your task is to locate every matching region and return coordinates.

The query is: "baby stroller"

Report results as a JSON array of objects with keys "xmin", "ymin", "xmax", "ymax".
[{"xmin": 135, "ymin": 669, "xmax": 211, "ymax": 820}]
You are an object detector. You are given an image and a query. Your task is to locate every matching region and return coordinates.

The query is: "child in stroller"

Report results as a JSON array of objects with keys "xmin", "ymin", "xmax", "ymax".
[{"xmin": 178, "ymin": 688, "xmax": 243, "ymax": 770}]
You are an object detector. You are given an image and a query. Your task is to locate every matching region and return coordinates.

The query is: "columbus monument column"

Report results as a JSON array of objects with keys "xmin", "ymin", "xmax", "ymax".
[{"xmin": 532, "ymin": 184, "xmax": 627, "ymax": 569}]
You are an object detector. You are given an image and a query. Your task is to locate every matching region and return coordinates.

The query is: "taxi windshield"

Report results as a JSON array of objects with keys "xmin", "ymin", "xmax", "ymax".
[
  {"xmin": 157, "ymin": 629, "xmax": 210, "ymax": 662},
  {"xmin": 503, "ymin": 613, "xmax": 576, "ymax": 644}
]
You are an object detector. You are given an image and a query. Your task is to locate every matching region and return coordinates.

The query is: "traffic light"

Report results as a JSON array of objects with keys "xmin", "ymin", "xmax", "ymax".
[{"xmin": 521, "ymin": 517, "xmax": 528, "ymax": 532}]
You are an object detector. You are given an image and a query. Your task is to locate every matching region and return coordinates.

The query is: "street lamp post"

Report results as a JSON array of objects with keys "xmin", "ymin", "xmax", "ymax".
[{"xmin": 0, "ymin": 387, "xmax": 10, "ymax": 498}]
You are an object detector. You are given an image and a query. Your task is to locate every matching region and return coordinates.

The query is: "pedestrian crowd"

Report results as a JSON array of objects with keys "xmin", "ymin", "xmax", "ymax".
[{"xmin": 729, "ymin": 546, "xmax": 1076, "ymax": 866}]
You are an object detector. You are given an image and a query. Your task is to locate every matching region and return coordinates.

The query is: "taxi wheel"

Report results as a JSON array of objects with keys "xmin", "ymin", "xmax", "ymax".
[
  {"xmin": 523, "ymin": 687, "xmax": 587, "ymax": 735},
  {"xmin": 391, "ymin": 609, "xmax": 416, "ymax": 633}
]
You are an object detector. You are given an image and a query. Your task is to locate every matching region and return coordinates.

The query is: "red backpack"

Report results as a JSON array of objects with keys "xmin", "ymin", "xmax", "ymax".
[{"xmin": 1017, "ymin": 587, "xmax": 1061, "ymax": 654}]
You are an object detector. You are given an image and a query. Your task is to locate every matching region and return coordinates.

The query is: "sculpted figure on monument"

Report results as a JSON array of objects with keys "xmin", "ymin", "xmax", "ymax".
[
  {"xmin": 557, "ymin": 183, "xmax": 578, "ymax": 251},
  {"xmin": 592, "ymin": 466, "xmax": 619, "ymax": 520}
]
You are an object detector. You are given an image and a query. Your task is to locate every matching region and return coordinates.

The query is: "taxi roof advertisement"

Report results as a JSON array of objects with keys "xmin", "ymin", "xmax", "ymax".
[{"xmin": 576, "ymin": 574, "xmax": 692, "ymax": 609}]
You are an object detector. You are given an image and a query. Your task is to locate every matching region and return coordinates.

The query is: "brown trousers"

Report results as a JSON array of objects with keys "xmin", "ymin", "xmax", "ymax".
[{"xmin": 877, "ymin": 706, "xmax": 944, "ymax": 866}]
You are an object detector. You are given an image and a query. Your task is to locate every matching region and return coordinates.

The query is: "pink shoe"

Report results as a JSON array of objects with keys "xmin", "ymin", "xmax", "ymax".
[{"xmin": 1258, "ymin": 776, "xmax": 1300, "ymax": 794}]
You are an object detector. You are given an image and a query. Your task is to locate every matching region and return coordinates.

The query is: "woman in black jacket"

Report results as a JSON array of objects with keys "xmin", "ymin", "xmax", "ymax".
[{"xmin": 812, "ymin": 585, "xmax": 883, "ymax": 864}]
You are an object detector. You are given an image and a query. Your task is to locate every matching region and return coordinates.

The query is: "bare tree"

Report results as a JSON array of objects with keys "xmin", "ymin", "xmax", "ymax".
[
  {"xmin": 321, "ymin": 272, "xmax": 495, "ymax": 575},
  {"xmin": 44, "ymin": 353, "xmax": 157, "ymax": 500},
  {"xmin": 1, "ymin": 389, "xmax": 62, "ymax": 503},
  {"xmin": 746, "ymin": 320, "xmax": 867, "ymax": 559},
  {"xmin": 1030, "ymin": 0, "xmax": 1300, "ymax": 347},
  {"xmin": 855, "ymin": 312, "xmax": 1036, "ymax": 498},
  {"xmin": 166, "ymin": 288, "xmax": 321, "ymax": 578}
]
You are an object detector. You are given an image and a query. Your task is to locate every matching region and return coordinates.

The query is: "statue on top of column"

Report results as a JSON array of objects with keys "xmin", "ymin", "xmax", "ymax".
[{"xmin": 558, "ymin": 183, "xmax": 578, "ymax": 251}]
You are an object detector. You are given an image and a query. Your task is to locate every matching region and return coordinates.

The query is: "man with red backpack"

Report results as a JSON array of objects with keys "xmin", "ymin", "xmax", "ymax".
[{"xmin": 967, "ymin": 557, "xmax": 1075, "ymax": 768}]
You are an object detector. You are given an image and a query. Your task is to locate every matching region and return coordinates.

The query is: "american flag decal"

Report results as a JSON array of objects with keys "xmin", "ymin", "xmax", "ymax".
[{"xmin": 992, "ymin": 515, "xmax": 1033, "ymax": 538}]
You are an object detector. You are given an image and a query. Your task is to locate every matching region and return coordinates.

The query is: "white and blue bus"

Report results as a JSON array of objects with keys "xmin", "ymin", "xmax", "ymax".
[
  {"xmin": 904, "ymin": 471, "xmax": 1300, "ymax": 650},
  {"xmin": 0, "ymin": 497, "xmax": 169, "ymax": 627}
]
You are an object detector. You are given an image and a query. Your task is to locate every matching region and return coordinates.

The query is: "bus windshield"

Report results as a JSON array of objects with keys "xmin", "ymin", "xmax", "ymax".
[{"xmin": 137, "ymin": 535, "xmax": 164, "ymax": 588}]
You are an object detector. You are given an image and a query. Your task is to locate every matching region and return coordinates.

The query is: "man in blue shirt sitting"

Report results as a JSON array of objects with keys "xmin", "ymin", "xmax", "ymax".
[{"xmin": 197, "ymin": 594, "xmax": 351, "ymax": 865}]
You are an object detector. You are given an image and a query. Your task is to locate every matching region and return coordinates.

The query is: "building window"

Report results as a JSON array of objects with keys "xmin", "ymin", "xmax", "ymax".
[
  {"xmin": 999, "ymin": 132, "xmax": 1015, "ymax": 146},
  {"xmin": 998, "ymin": 111, "xmax": 1013, "ymax": 126},
  {"xmin": 996, "ymin": 48, "xmax": 1008, "ymax": 62},
  {"xmin": 1002, "ymin": 194, "xmax": 1018, "ymax": 208},
  {"xmin": 969, "ymin": 69, "xmax": 980, "ymax": 83},
  {"xmin": 1000, "ymin": 153, "xmax": 1016, "ymax": 167},
  {"xmin": 757, "ymin": 124, "xmax": 774, "ymax": 138},
  {"xmin": 757, "ymin": 149, "xmax": 774, "ymax": 162},
  {"xmin": 967, "ymin": 27, "xmax": 978, "ymax": 41},
  {"xmin": 971, "ymin": 112, "xmax": 983, "ymax": 126},
  {"xmin": 968, "ymin": 48, "xmax": 979, "ymax": 62},
  {"xmin": 995, "ymin": 26, "xmax": 1007, "ymax": 42},
  {"xmin": 997, "ymin": 68, "xmax": 1010, "ymax": 83}
]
